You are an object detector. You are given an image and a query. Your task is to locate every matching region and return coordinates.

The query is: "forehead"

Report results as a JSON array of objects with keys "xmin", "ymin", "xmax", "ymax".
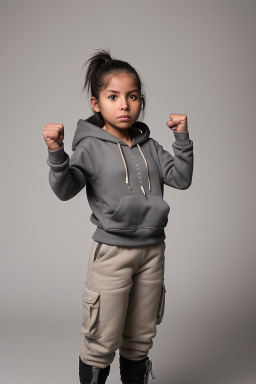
[{"xmin": 103, "ymin": 73, "xmax": 138, "ymax": 92}]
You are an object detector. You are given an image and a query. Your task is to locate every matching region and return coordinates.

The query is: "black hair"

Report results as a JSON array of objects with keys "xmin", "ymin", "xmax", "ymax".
[{"xmin": 81, "ymin": 48, "xmax": 146, "ymax": 128}]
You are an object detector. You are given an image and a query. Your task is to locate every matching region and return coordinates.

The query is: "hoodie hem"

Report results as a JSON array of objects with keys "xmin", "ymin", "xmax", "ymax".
[{"xmin": 92, "ymin": 227, "xmax": 166, "ymax": 247}]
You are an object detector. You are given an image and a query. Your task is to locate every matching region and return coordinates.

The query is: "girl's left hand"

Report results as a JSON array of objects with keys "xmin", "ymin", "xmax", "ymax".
[{"xmin": 166, "ymin": 113, "xmax": 187, "ymax": 133}]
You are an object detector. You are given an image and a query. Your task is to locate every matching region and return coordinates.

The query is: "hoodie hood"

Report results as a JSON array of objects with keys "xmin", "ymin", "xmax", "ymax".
[
  {"xmin": 72, "ymin": 120, "xmax": 152, "ymax": 195},
  {"xmin": 72, "ymin": 119, "xmax": 150, "ymax": 150}
]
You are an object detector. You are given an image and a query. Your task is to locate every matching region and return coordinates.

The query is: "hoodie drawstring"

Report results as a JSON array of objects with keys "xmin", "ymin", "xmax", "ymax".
[
  {"xmin": 117, "ymin": 142, "xmax": 132, "ymax": 191},
  {"xmin": 137, "ymin": 144, "xmax": 152, "ymax": 193},
  {"xmin": 117, "ymin": 142, "xmax": 151, "ymax": 196}
]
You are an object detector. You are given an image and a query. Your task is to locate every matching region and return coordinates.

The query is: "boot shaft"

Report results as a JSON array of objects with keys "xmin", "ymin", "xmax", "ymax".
[
  {"xmin": 119, "ymin": 354, "xmax": 156, "ymax": 384},
  {"xmin": 79, "ymin": 356, "xmax": 110, "ymax": 384}
]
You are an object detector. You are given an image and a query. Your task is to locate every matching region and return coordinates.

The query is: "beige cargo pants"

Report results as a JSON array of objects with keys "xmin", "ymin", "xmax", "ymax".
[{"xmin": 79, "ymin": 240, "xmax": 166, "ymax": 369}]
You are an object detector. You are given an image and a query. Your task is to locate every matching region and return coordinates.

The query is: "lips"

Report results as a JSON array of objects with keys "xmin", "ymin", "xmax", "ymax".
[{"xmin": 118, "ymin": 115, "xmax": 130, "ymax": 118}]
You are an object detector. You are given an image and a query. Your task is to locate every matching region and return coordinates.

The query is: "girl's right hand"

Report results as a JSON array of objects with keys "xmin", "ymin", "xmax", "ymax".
[{"xmin": 43, "ymin": 123, "xmax": 64, "ymax": 151}]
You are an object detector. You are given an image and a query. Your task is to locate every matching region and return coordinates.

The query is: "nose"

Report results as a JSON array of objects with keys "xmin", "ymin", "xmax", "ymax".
[{"xmin": 120, "ymin": 97, "xmax": 129, "ymax": 111}]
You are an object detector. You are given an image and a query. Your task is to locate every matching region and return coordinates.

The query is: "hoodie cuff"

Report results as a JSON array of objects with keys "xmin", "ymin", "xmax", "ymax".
[
  {"xmin": 173, "ymin": 130, "xmax": 191, "ymax": 146},
  {"xmin": 48, "ymin": 143, "xmax": 67, "ymax": 164}
]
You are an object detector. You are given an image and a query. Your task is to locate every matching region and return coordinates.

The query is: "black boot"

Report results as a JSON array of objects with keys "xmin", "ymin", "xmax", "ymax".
[
  {"xmin": 79, "ymin": 356, "xmax": 110, "ymax": 384},
  {"xmin": 119, "ymin": 353, "xmax": 156, "ymax": 384}
]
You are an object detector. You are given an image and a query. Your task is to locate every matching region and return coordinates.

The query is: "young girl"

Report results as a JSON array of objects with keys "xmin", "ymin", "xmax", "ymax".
[{"xmin": 43, "ymin": 48, "xmax": 194, "ymax": 384}]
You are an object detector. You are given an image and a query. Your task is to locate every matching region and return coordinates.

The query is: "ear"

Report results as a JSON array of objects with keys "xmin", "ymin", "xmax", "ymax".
[{"xmin": 91, "ymin": 96, "xmax": 101, "ymax": 113}]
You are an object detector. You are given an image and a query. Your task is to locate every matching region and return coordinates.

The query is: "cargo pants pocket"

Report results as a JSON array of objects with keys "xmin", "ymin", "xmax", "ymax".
[
  {"xmin": 156, "ymin": 282, "xmax": 166, "ymax": 325},
  {"xmin": 90, "ymin": 241, "xmax": 113, "ymax": 265},
  {"xmin": 93, "ymin": 241, "xmax": 103, "ymax": 262},
  {"xmin": 81, "ymin": 284, "xmax": 102, "ymax": 338}
]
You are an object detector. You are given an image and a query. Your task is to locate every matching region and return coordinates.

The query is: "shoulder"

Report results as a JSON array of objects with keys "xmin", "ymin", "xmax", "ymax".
[
  {"xmin": 74, "ymin": 137, "xmax": 101, "ymax": 158},
  {"xmin": 148, "ymin": 137, "xmax": 160, "ymax": 150},
  {"xmin": 75, "ymin": 136, "xmax": 99, "ymax": 149},
  {"xmin": 72, "ymin": 137, "xmax": 101, "ymax": 168}
]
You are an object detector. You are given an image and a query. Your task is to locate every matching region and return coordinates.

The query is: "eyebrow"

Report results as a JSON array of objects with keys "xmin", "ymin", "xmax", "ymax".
[{"xmin": 105, "ymin": 89, "xmax": 140, "ymax": 94}]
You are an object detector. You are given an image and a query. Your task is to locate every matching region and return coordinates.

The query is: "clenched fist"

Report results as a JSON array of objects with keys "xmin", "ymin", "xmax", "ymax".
[
  {"xmin": 166, "ymin": 113, "xmax": 187, "ymax": 133},
  {"xmin": 43, "ymin": 123, "xmax": 64, "ymax": 151}
]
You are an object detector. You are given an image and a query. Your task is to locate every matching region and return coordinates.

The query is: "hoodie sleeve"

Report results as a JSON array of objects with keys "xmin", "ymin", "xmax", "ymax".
[
  {"xmin": 46, "ymin": 138, "xmax": 100, "ymax": 201},
  {"xmin": 152, "ymin": 130, "xmax": 194, "ymax": 190}
]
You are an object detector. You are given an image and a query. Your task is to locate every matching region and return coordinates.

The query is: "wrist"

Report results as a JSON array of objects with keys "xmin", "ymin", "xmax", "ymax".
[{"xmin": 48, "ymin": 142, "xmax": 64, "ymax": 152}]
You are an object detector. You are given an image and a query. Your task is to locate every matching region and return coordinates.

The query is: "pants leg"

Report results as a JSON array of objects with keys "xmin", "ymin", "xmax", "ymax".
[
  {"xmin": 119, "ymin": 240, "xmax": 166, "ymax": 360},
  {"xmin": 79, "ymin": 240, "xmax": 166, "ymax": 370},
  {"xmin": 80, "ymin": 241, "xmax": 138, "ymax": 369}
]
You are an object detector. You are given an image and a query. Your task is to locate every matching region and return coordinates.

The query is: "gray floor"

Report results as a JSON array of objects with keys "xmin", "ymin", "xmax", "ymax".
[{"xmin": 2, "ymin": 315, "xmax": 256, "ymax": 384}]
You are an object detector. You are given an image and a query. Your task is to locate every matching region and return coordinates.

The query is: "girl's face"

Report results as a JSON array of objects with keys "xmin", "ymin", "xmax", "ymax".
[{"xmin": 91, "ymin": 73, "xmax": 142, "ymax": 131}]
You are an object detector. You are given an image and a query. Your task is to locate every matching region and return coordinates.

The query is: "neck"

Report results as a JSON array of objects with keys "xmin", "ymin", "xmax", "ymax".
[{"xmin": 102, "ymin": 125, "xmax": 133, "ymax": 142}]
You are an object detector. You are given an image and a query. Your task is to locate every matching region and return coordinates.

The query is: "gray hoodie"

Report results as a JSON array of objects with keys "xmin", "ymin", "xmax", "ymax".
[{"xmin": 47, "ymin": 119, "xmax": 194, "ymax": 246}]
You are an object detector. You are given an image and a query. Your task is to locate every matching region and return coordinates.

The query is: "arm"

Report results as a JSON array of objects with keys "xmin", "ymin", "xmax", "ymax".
[
  {"xmin": 46, "ymin": 138, "xmax": 100, "ymax": 201},
  {"xmin": 152, "ymin": 130, "xmax": 194, "ymax": 190}
]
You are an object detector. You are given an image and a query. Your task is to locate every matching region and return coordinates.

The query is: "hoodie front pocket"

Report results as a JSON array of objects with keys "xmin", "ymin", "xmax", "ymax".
[
  {"xmin": 106, "ymin": 194, "xmax": 170, "ymax": 232},
  {"xmin": 81, "ymin": 284, "xmax": 101, "ymax": 338}
]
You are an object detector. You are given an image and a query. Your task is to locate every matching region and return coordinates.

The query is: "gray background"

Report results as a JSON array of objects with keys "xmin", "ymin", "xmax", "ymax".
[{"xmin": 1, "ymin": 0, "xmax": 256, "ymax": 383}]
